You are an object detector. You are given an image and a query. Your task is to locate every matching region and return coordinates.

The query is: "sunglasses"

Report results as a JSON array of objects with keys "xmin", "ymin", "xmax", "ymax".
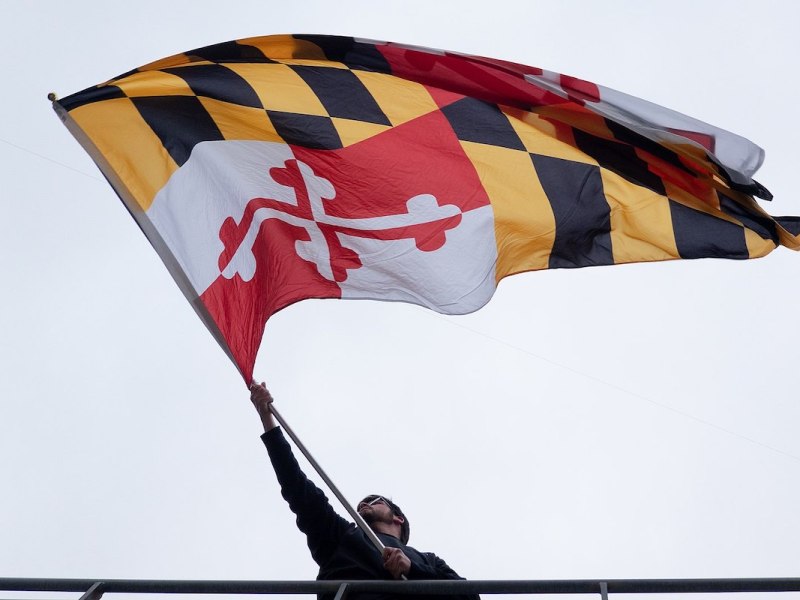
[{"xmin": 358, "ymin": 495, "xmax": 392, "ymax": 511}]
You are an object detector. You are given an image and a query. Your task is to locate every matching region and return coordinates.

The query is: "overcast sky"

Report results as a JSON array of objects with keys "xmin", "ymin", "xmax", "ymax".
[{"xmin": 2, "ymin": 2, "xmax": 799, "ymax": 600}]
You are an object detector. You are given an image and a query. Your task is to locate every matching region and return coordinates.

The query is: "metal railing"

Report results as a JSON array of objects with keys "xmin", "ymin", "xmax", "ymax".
[{"xmin": 2, "ymin": 577, "xmax": 800, "ymax": 600}]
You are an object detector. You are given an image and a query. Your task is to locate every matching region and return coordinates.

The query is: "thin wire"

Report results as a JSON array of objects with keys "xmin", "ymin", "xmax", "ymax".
[
  {"xmin": 425, "ymin": 311, "xmax": 800, "ymax": 465},
  {"xmin": 0, "ymin": 138, "xmax": 102, "ymax": 181}
]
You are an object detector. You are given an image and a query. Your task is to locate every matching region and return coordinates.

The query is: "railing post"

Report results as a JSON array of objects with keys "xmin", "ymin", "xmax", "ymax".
[
  {"xmin": 78, "ymin": 582, "xmax": 104, "ymax": 600},
  {"xmin": 333, "ymin": 582, "xmax": 349, "ymax": 600},
  {"xmin": 599, "ymin": 581, "xmax": 608, "ymax": 600}
]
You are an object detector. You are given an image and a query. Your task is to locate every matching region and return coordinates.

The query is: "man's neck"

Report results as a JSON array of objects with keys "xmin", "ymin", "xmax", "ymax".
[{"xmin": 369, "ymin": 521, "xmax": 402, "ymax": 540}]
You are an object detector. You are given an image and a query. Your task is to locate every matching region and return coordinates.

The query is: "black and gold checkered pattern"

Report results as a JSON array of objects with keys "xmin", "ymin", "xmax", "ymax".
[{"xmin": 55, "ymin": 33, "xmax": 800, "ymax": 285}]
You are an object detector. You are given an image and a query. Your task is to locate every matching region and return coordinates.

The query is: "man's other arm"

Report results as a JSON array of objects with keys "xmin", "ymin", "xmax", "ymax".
[{"xmin": 409, "ymin": 552, "xmax": 480, "ymax": 600}]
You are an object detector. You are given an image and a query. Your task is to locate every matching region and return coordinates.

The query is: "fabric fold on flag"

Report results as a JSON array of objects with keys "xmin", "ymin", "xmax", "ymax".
[{"xmin": 54, "ymin": 34, "xmax": 800, "ymax": 382}]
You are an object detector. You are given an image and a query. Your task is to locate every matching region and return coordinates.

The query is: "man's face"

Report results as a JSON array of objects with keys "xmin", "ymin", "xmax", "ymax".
[{"xmin": 357, "ymin": 495, "xmax": 395, "ymax": 526}]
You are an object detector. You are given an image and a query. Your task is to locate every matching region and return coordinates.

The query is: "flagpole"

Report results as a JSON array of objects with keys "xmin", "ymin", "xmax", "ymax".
[{"xmin": 268, "ymin": 404, "xmax": 388, "ymax": 554}]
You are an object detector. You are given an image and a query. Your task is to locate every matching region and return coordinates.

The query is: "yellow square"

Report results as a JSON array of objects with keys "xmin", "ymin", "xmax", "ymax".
[
  {"xmin": 536, "ymin": 104, "xmax": 614, "ymax": 142},
  {"xmin": 113, "ymin": 70, "xmax": 195, "ymax": 98},
  {"xmin": 744, "ymin": 227, "xmax": 778, "ymax": 258},
  {"xmin": 504, "ymin": 107, "xmax": 598, "ymax": 165},
  {"xmin": 199, "ymin": 97, "xmax": 282, "ymax": 142},
  {"xmin": 70, "ymin": 97, "xmax": 177, "ymax": 211},
  {"xmin": 354, "ymin": 71, "xmax": 439, "ymax": 127},
  {"xmin": 601, "ymin": 169, "xmax": 679, "ymax": 263},
  {"xmin": 460, "ymin": 141, "xmax": 557, "ymax": 280},
  {"xmin": 225, "ymin": 63, "xmax": 329, "ymax": 116},
  {"xmin": 275, "ymin": 58, "xmax": 348, "ymax": 69},
  {"xmin": 238, "ymin": 35, "xmax": 329, "ymax": 61},
  {"xmin": 331, "ymin": 117, "xmax": 391, "ymax": 147}
]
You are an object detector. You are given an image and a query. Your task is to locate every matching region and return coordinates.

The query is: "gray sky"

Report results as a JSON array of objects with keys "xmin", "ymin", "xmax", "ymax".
[{"xmin": 2, "ymin": 1, "xmax": 799, "ymax": 599}]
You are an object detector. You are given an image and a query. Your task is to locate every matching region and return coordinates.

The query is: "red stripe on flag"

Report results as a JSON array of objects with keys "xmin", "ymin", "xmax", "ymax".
[
  {"xmin": 378, "ymin": 45, "xmax": 566, "ymax": 108},
  {"xmin": 667, "ymin": 128, "xmax": 716, "ymax": 152}
]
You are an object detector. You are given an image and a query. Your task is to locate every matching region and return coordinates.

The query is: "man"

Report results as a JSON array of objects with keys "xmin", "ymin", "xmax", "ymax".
[{"xmin": 250, "ymin": 382, "xmax": 479, "ymax": 600}]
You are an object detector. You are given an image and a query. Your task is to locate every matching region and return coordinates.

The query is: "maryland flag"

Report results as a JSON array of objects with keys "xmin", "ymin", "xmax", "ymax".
[{"xmin": 54, "ymin": 34, "xmax": 800, "ymax": 382}]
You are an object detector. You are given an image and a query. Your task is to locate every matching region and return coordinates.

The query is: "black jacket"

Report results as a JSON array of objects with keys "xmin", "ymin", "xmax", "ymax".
[{"xmin": 262, "ymin": 427, "xmax": 479, "ymax": 600}]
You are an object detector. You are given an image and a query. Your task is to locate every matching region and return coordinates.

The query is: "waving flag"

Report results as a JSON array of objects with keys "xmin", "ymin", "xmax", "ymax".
[{"xmin": 53, "ymin": 34, "xmax": 800, "ymax": 383}]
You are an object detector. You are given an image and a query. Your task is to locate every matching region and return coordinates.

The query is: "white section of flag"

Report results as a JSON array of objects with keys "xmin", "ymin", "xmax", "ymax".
[
  {"xmin": 147, "ymin": 141, "xmax": 297, "ymax": 296},
  {"xmin": 338, "ymin": 205, "xmax": 497, "ymax": 313},
  {"xmin": 146, "ymin": 140, "xmax": 498, "ymax": 312}
]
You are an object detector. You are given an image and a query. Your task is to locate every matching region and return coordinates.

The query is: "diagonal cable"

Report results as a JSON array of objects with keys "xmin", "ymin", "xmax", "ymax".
[
  {"xmin": 426, "ymin": 311, "xmax": 800, "ymax": 465},
  {"xmin": 0, "ymin": 138, "xmax": 102, "ymax": 181}
]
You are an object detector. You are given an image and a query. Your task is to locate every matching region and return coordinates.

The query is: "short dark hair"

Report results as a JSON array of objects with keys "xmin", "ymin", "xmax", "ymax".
[{"xmin": 361, "ymin": 495, "xmax": 410, "ymax": 544}]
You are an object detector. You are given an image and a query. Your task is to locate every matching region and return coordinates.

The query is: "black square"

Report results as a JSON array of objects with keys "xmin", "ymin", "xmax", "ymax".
[
  {"xmin": 293, "ymin": 35, "xmax": 391, "ymax": 72},
  {"xmin": 669, "ymin": 200, "xmax": 748, "ymax": 259},
  {"xmin": 267, "ymin": 111, "xmax": 342, "ymax": 150},
  {"xmin": 132, "ymin": 95, "xmax": 224, "ymax": 166},
  {"xmin": 59, "ymin": 85, "xmax": 125, "ymax": 111},
  {"xmin": 719, "ymin": 193, "xmax": 778, "ymax": 244},
  {"xmin": 531, "ymin": 154, "xmax": 613, "ymax": 268},
  {"xmin": 164, "ymin": 64, "xmax": 263, "ymax": 109},
  {"xmin": 186, "ymin": 40, "xmax": 273, "ymax": 63},
  {"xmin": 291, "ymin": 66, "xmax": 390, "ymax": 125},
  {"xmin": 441, "ymin": 97, "xmax": 525, "ymax": 150},
  {"xmin": 573, "ymin": 128, "xmax": 666, "ymax": 196}
]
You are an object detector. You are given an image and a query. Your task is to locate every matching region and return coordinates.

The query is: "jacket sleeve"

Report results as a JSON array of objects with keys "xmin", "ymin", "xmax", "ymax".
[
  {"xmin": 408, "ymin": 552, "xmax": 481, "ymax": 600},
  {"xmin": 262, "ymin": 427, "xmax": 351, "ymax": 566}
]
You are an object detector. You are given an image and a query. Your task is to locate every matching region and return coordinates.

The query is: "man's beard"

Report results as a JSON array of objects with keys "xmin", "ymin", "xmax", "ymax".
[{"xmin": 361, "ymin": 507, "xmax": 394, "ymax": 526}]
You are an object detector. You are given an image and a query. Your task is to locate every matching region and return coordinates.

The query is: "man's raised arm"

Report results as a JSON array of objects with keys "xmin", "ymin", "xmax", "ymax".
[{"xmin": 248, "ymin": 381, "xmax": 350, "ymax": 565}]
